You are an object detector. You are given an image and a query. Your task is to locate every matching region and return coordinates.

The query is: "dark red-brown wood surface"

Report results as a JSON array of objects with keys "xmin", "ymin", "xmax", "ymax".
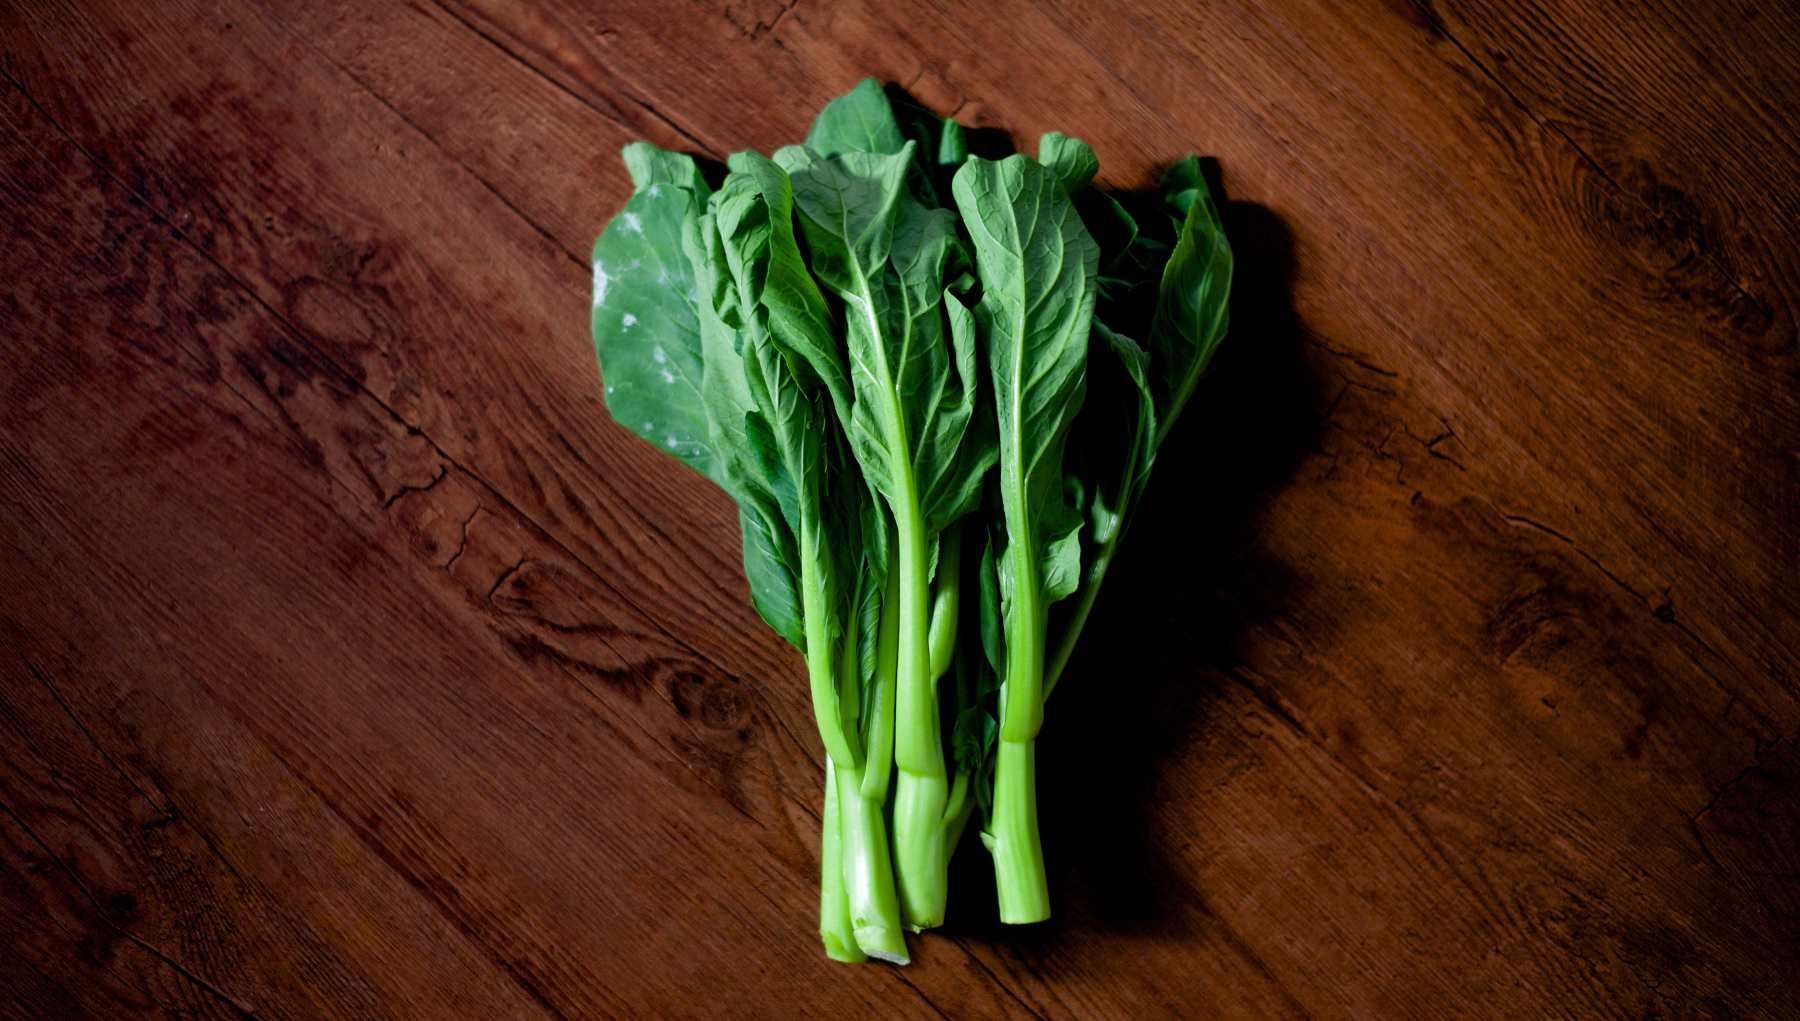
[{"xmin": 2, "ymin": 2, "xmax": 1796, "ymax": 1018}]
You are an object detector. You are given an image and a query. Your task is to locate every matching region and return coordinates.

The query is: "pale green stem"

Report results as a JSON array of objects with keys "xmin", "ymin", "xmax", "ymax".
[
  {"xmin": 988, "ymin": 738, "xmax": 1049, "ymax": 923},
  {"xmin": 800, "ymin": 514, "xmax": 859, "ymax": 769},
  {"xmin": 836, "ymin": 756, "xmax": 909, "ymax": 963},
  {"xmin": 819, "ymin": 756, "xmax": 864, "ymax": 962}
]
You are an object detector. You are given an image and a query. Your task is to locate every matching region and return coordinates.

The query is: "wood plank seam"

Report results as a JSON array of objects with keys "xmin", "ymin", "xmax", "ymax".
[
  {"xmin": 284, "ymin": 29, "xmax": 586, "ymax": 271},
  {"xmin": 243, "ymin": 735, "xmax": 579, "ymax": 1021}
]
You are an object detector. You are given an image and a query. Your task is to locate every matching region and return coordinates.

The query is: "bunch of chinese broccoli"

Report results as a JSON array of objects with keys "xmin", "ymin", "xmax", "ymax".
[{"xmin": 590, "ymin": 79, "xmax": 1231, "ymax": 963}]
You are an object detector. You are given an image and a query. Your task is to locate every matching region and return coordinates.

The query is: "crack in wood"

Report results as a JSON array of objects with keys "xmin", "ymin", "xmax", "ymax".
[
  {"xmin": 382, "ymin": 462, "xmax": 449, "ymax": 509},
  {"xmin": 423, "ymin": 0, "xmax": 722, "ymax": 160},
  {"xmin": 1500, "ymin": 511, "xmax": 1644, "ymax": 601},
  {"xmin": 444, "ymin": 502, "xmax": 481, "ymax": 572}
]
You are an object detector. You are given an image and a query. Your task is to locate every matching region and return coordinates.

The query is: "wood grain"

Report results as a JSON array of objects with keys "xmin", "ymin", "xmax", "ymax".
[{"xmin": 2, "ymin": 0, "xmax": 1796, "ymax": 1017}]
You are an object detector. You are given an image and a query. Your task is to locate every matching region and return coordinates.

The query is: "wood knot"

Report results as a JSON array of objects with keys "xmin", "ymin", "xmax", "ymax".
[{"xmin": 669, "ymin": 670, "xmax": 750, "ymax": 731}]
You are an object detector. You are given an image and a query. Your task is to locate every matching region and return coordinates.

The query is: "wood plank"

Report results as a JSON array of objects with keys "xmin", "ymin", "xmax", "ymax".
[
  {"xmin": 1425, "ymin": 0, "xmax": 1799, "ymax": 351},
  {"xmin": 0, "ymin": 73, "xmax": 962, "ymax": 1018},
  {"xmin": 1, "ymin": 0, "xmax": 1795, "ymax": 1016},
  {"xmin": 0, "ymin": 0, "xmax": 810, "ymax": 703}
]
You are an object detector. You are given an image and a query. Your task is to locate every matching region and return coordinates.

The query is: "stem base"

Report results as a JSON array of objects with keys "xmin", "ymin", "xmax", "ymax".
[
  {"xmin": 836, "ymin": 761, "xmax": 910, "ymax": 963},
  {"xmin": 894, "ymin": 769, "xmax": 950, "ymax": 930},
  {"xmin": 989, "ymin": 738, "xmax": 1049, "ymax": 924}
]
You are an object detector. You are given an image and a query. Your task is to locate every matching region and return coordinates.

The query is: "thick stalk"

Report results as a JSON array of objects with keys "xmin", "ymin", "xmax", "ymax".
[
  {"xmin": 892, "ymin": 491, "xmax": 950, "ymax": 929},
  {"xmin": 800, "ymin": 515, "xmax": 859, "ymax": 769},
  {"xmin": 835, "ymin": 758, "xmax": 909, "ymax": 963},
  {"xmin": 989, "ymin": 525, "xmax": 1050, "ymax": 922},
  {"xmin": 999, "ymin": 545, "xmax": 1046, "ymax": 743},
  {"xmin": 987, "ymin": 738, "xmax": 1049, "ymax": 922},
  {"xmin": 819, "ymin": 757, "xmax": 864, "ymax": 962}
]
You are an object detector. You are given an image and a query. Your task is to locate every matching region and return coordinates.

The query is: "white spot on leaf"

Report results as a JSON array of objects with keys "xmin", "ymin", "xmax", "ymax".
[
  {"xmin": 623, "ymin": 212, "xmax": 643, "ymax": 234},
  {"xmin": 652, "ymin": 345, "xmax": 666, "ymax": 364},
  {"xmin": 592, "ymin": 260, "xmax": 611, "ymax": 307},
  {"xmin": 622, "ymin": 313, "xmax": 638, "ymax": 329},
  {"xmin": 647, "ymin": 184, "xmax": 662, "ymax": 197},
  {"xmin": 660, "ymin": 369, "xmax": 675, "ymax": 384},
  {"xmin": 665, "ymin": 435, "xmax": 679, "ymax": 449}
]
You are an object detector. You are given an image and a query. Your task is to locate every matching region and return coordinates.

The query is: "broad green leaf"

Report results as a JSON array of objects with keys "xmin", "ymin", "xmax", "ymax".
[
  {"xmin": 806, "ymin": 78, "xmax": 906, "ymax": 158},
  {"xmin": 739, "ymin": 500, "xmax": 804, "ymax": 648},
  {"xmin": 781, "ymin": 143, "xmax": 994, "ymax": 534},
  {"xmin": 1148, "ymin": 157, "xmax": 1233, "ymax": 444},
  {"xmin": 592, "ymin": 143, "xmax": 716, "ymax": 480},
  {"xmin": 808, "ymin": 79, "xmax": 971, "ymax": 208},
  {"xmin": 706, "ymin": 162, "xmax": 878, "ymax": 770},
  {"xmin": 953, "ymin": 154, "xmax": 1097, "ymax": 602},
  {"xmin": 1038, "ymin": 132, "xmax": 1098, "ymax": 195},
  {"xmin": 722, "ymin": 151, "xmax": 852, "ymax": 423},
  {"xmin": 621, "ymin": 139, "xmax": 709, "ymax": 195}
]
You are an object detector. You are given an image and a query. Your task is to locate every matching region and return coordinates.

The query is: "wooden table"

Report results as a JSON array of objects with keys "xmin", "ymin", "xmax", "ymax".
[{"xmin": 3, "ymin": 2, "xmax": 1795, "ymax": 1017}]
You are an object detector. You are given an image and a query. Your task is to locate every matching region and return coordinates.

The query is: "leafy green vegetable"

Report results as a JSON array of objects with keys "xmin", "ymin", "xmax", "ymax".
[
  {"xmin": 952, "ymin": 151, "xmax": 1099, "ymax": 922},
  {"xmin": 780, "ymin": 130, "xmax": 996, "ymax": 928},
  {"xmin": 590, "ymin": 79, "xmax": 1232, "ymax": 962},
  {"xmin": 591, "ymin": 143, "xmax": 715, "ymax": 481}
]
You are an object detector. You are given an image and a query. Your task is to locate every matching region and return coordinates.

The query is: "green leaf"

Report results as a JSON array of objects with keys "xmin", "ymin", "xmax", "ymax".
[
  {"xmin": 1088, "ymin": 320, "xmax": 1154, "ymax": 539},
  {"xmin": 622, "ymin": 139, "xmax": 710, "ymax": 195},
  {"xmin": 951, "ymin": 706, "xmax": 997, "ymax": 775},
  {"xmin": 592, "ymin": 143, "xmax": 717, "ymax": 481},
  {"xmin": 1038, "ymin": 132, "xmax": 1098, "ymax": 195},
  {"xmin": 1042, "ymin": 161, "xmax": 1233, "ymax": 699},
  {"xmin": 1148, "ymin": 158, "xmax": 1234, "ymax": 444},
  {"xmin": 891, "ymin": 90, "xmax": 971, "ymax": 206},
  {"xmin": 720, "ymin": 152, "xmax": 853, "ymax": 424},
  {"xmin": 782, "ymin": 144, "xmax": 995, "ymax": 533},
  {"xmin": 1079, "ymin": 190, "xmax": 1141, "ymax": 276},
  {"xmin": 806, "ymin": 78, "xmax": 907, "ymax": 158},
  {"xmin": 738, "ymin": 500, "xmax": 804, "ymax": 647},
  {"xmin": 938, "ymin": 119, "xmax": 968, "ymax": 166},
  {"xmin": 704, "ymin": 163, "xmax": 872, "ymax": 768},
  {"xmin": 977, "ymin": 531, "xmax": 1004, "ymax": 679},
  {"xmin": 952, "ymin": 154, "xmax": 1097, "ymax": 608}
]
